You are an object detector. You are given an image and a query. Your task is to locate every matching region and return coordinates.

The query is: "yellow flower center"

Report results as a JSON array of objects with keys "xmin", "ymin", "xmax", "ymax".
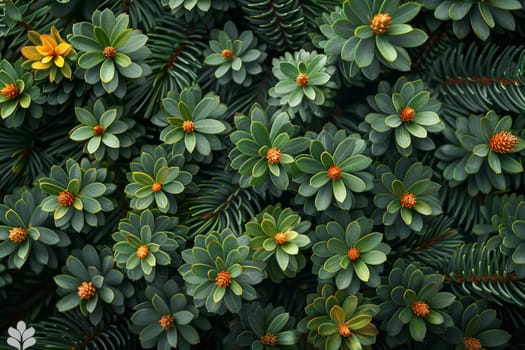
[
  {"xmin": 411, "ymin": 300, "xmax": 430, "ymax": 317},
  {"xmin": 400, "ymin": 106, "xmax": 416, "ymax": 123},
  {"xmin": 370, "ymin": 13, "xmax": 392, "ymax": 34},
  {"xmin": 221, "ymin": 49, "xmax": 233, "ymax": 60},
  {"xmin": 77, "ymin": 281, "xmax": 96, "ymax": 300},
  {"xmin": 266, "ymin": 147, "xmax": 281, "ymax": 164},
  {"xmin": 215, "ymin": 270, "xmax": 231, "ymax": 288},
  {"xmin": 274, "ymin": 232, "xmax": 287, "ymax": 245},
  {"xmin": 159, "ymin": 314, "xmax": 175, "ymax": 330},
  {"xmin": 151, "ymin": 182, "xmax": 162, "ymax": 192},
  {"xmin": 463, "ymin": 337, "xmax": 482, "ymax": 350},
  {"xmin": 58, "ymin": 190, "xmax": 75, "ymax": 206},
  {"xmin": 103, "ymin": 46, "xmax": 117, "ymax": 59},
  {"xmin": 489, "ymin": 131, "xmax": 517, "ymax": 154},
  {"xmin": 1, "ymin": 83, "xmax": 20, "ymax": 100},
  {"xmin": 9, "ymin": 227, "xmax": 28, "ymax": 243},
  {"xmin": 347, "ymin": 247, "xmax": 360, "ymax": 261},
  {"xmin": 181, "ymin": 120, "xmax": 195, "ymax": 133},
  {"xmin": 93, "ymin": 125, "xmax": 105, "ymax": 135},
  {"xmin": 136, "ymin": 245, "xmax": 149, "ymax": 259},
  {"xmin": 400, "ymin": 192, "xmax": 417, "ymax": 209},
  {"xmin": 338, "ymin": 323, "xmax": 351, "ymax": 337},
  {"xmin": 296, "ymin": 73, "xmax": 309, "ymax": 87},
  {"xmin": 261, "ymin": 333, "xmax": 278, "ymax": 346},
  {"xmin": 327, "ymin": 165, "xmax": 342, "ymax": 180}
]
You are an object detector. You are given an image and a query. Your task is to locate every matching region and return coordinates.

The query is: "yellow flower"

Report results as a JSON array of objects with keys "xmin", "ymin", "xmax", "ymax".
[{"xmin": 20, "ymin": 26, "xmax": 75, "ymax": 81}]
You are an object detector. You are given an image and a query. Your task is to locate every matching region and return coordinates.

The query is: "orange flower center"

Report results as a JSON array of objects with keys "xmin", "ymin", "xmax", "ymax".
[
  {"xmin": 1, "ymin": 83, "xmax": 20, "ymax": 100},
  {"xmin": 463, "ymin": 337, "xmax": 482, "ymax": 350},
  {"xmin": 58, "ymin": 190, "xmax": 75, "ymax": 206},
  {"xmin": 136, "ymin": 245, "xmax": 149, "ymax": 259},
  {"xmin": 9, "ymin": 227, "xmax": 28, "ymax": 243},
  {"xmin": 400, "ymin": 192, "xmax": 417, "ymax": 209},
  {"xmin": 274, "ymin": 232, "xmax": 287, "ymax": 245},
  {"xmin": 261, "ymin": 333, "xmax": 278, "ymax": 346},
  {"xmin": 151, "ymin": 182, "xmax": 162, "ymax": 192},
  {"xmin": 159, "ymin": 314, "xmax": 175, "ymax": 330},
  {"xmin": 215, "ymin": 270, "xmax": 231, "ymax": 288},
  {"xmin": 338, "ymin": 323, "xmax": 351, "ymax": 337},
  {"xmin": 347, "ymin": 247, "xmax": 360, "ymax": 261},
  {"xmin": 327, "ymin": 165, "xmax": 342, "ymax": 180},
  {"xmin": 296, "ymin": 73, "xmax": 309, "ymax": 87},
  {"xmin": 221, "ymin": 49, "xmax": 233, "ymax": 60},
  {"xmin": 93, "ymin": 125, "xmax": 105, "ymax": 135},
  {"xmin": 370, "ymin": 13, "xmax": 392, "ymax": 34},
  {"xmin": 102, "ymin": 46, "xmax": 117, "ymax": 59},
  {"xmin": 400, "ymin": 106, "xmax": 416, "ymax": 123},
  {"xmin": 489, "ymin": 131, "xmax": 517, "ymax": 154},
  {"xmin": 77, "ymin": 281, "xmax": 96, "ymax": 300},
  {"xmin": 266, "ymin": 147, "xmax": 281, "ymax": 164},
  {"xmin": 181, "ymin": 120, "xmax": 195, "ymax": 133},
  {"xmin": 411, "ymin": 300, "xmax": 430, "ymax": 317}
]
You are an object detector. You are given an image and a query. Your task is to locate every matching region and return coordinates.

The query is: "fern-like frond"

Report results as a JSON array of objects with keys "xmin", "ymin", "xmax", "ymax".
[
  {"xmin": 446, "ymin": 242, "xmax": 525, "ymax": 307},
  {"xmin": 428, "ymin": 43, "xmax": 525, "ymax": 119},
  {"xmin": 237, "ymin": 0, "xmax": 307, "ymax": 51},
  {"xmin": 29, "ymin": 309, "xmax": 138, "ymax": 350},
  {"xmin": 177, "ymin": 170, "xmax": 266, "ymax": 237},
  {"xmin": 393, "ymin": 216, "xmax": 463, "ymax": 271},
  {"xmin": 107, "ymin": 0, "xmax": 166, "ymax": 32},
  {"xmin": 439, "ymin": 183, "xmax": 484, "ymax": 233},
  {"xmin": 125, "ymin": 17, "xmax": 207, "ymax": 118},
  {"xmin": 0, "ymin": 120, "xmax": 82, "ymax": 197}
]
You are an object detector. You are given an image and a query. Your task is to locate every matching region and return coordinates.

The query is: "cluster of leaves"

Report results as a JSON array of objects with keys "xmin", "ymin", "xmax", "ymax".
[{"xmin": 0, "ymin": 0, "xmax": 524, "ymax": 349}]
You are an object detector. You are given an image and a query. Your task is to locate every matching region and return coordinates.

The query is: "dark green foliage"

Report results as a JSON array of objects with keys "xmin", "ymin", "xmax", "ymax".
[{"xmin": 1, "ymin": 0, "xmax": 525, "ymax": 348}]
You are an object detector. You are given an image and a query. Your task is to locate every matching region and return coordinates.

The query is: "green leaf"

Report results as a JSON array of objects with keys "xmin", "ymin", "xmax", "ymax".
[
  {"xmin": 376, "ymin": 35, "xmax": 397, "ymax": 62},
  {"xmin": 409, "ymin": 316, "xmax": 427, "ymax": 342},
  {"xmin": 100, "ymin": 59, "xmax": 115, "ymax": 83},
  {"xmin": 194, "ymin": 119, "xmax": 226, "ymax": 134},
  {"xmin": 353, "ymin": 259, "xmax": 370, "ymax": 282}
]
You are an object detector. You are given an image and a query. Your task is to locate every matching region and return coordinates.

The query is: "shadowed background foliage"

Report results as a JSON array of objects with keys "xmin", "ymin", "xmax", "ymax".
[{"xmin": 0, "ymin": 0, "xmax": 525, "ymax": 349}]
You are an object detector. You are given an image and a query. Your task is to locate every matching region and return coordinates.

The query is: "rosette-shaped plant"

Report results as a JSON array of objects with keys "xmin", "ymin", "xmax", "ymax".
[
  {"xmin": 376, "ymin": 259, "xmax": 455, "ymax": 345},
  {"xmin": 325, "ymin": 0, "xmax": 427, "ymax": 80},
  {"xmin": 0, "ymin": 59, "xmax": 44, "ymax": 128},
  {"xmin": 229, "ymin": 302, "xmax": 300, "ymax": 350},
  {"xmin": 112, "ymin": 209, "xmax": 187, "ymax": 282},
  {"xmin": 442, "ymin": 298, "xmax": 511, "ymax": 349},
  {"xmin": 131, "ymin": 279, "xmax": 210, "ymax": 350},
  {"xmin": 300, "ymin": 285, "xmax": 380, "ymax": 350},
  {"xmin": 372, "ymin": 158, "xmax": 443, "ymax": 240},
  {"xmin": 246, "ymin": 204, "xmax": 311, "ymax": 282},
  {"xmin": 153, "ymin": 84, "xmax": 231, "ymax": 159},
  {"xmin": 21, "ymin": 26, "xmax": 77, "ymax": 83},
  {"xmin": 162, "ymin": 0, "xmax": 214, "ymax": 12},
  {"xmin": 204, "ymin": 21, "xmax": 266, "ymax": 86},
  {"xmin": 54, "ymin": 245, "xmax": 134, "ymax": 325},
  {"xmin": 435, "ymin": 111, "xmax": 525, "ymax": 196},
  {"xmin": 39, "ymin": 158, "xmax": 116, "ymax": 232},
  {"xmin": 312, "ymin": 215, "xmax": 390, "ymax": 294},
  {"xmin": 69, "ymin": 99, "xmax": 135, "ymax": 161},
  {"xmin": 179, "ymin": 228, "xmax": 265, "ymax": 314},
  {"xmin": 68, "ymin": 8, "xmax": 151, "ymax": 95},
  {"xmin": 490, "ymin": 199, "xmax": 525, "ymax": 277},
  {"xmin": 0, "ymin": 187, "xmax": 70, "ymax": 272},
  {"xmin": 268, "ymin": 49, "xmax": 337, "ymax": 122},
  {"xmin": 420, "ymin": 0, "xmax": 522, "ymax": 40},
  {"xmin": 363, "ymin": 77, "xmax": 444, "ymax": 156},
  {"xmin": 125, "ymin": 145, "xmax": 196, "ymax": 214},
  {"xmin": 294, "ymin": 124, "xmax": 374, "ymax": 214},
  {"xmin": 229, "ymin": 104, "xmax": 310, "ymax": 195}
]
